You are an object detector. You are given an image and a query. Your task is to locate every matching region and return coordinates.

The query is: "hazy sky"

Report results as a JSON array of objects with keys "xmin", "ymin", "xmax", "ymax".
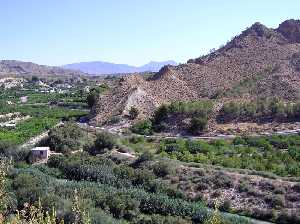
[{"xmin": 1, "ymin": 0, "xmax": 299, "ymax": 66}]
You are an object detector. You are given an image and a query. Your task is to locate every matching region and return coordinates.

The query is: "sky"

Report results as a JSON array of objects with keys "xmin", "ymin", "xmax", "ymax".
[{"xmin": 1, "ymin": 0, "xmax": 300, "ymax": 66}]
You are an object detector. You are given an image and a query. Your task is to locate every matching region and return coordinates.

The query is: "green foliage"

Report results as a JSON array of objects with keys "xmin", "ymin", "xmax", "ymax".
[
  {"xmin": 48, "ymin": 123, "xmax": 86, "ymax": 153},
  {"xmin": 86, "ymin": 90, "xmax": 99, "ymax": 108},
  {"xmin": 0, "ymin": 105, "xmax": 87, "ymax": 145},
  {"xmin": 6, "ymin": 152, "xmax": 252, "ymax": 224},
  {"xmin": 152, "ymin": 101, "xmax": 213, "ymax": 134},
  {"xmin": 188, "ymin": 117, "xmax": 208, "ymax": 135},
  {"xmin": 131, "ymin": 120, "xmax": 153, "ymax": 135},
  {"xmin": 153, "ymin": 161, "xmax": 175, "ymax": 177},
  {"xmin": 159, "ymin": 135, "xmax": 300, "ymax": 177},
  {"xmin": 14, "ymin": 200, "xmax": 64, "ymax": 224},
  {"xmin": 31, "ymin": 76, "xmax": 39, "ymax": 83},
  {"xmin": 167, "ymin": 101, "xmax": 213, "ymax": 117},
  {"xmin": 218, "ymin": 98, "xmax": 300, "ymax": 123},
  {"xmin": 133, "ymin": 152, "xmax": 154, "ymax": 167},
  {"xmin": 153, "ymin": 105, "xmax": 169, "ymax": 125},
  {"xmin": 0, "ymin": 117, "xmax": 57, "ymax": 145},
  {"xmin": 89, "ymin": 132, "xmax": 116, "ymax": 155},
  {"xmin": 86, "ymin": 84, "xmax": 109, "ymax": 108}
]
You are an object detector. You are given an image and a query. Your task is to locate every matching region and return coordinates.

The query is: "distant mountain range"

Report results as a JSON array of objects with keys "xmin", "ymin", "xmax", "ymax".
[
  {"xmin": 0, "ymin": 60, "xmax": 85, "ymax": 77},
  {"xmin": 62, "ymin": 60, "xmax": 177, "ymax": 75},
  {"xmin": 0, "ymin": 60, "xmax": 177, "ymax": 77}
]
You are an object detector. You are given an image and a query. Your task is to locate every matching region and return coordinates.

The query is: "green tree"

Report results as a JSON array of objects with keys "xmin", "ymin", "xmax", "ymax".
[
  {"xmin": 189, "ymin": 117, "xmax": 208, "ymax": 135},
  {"xmin": 89, "ymin": 132, "xmax": 116, "ymax": 155},
  {"xmin": 48, "ymin": 123, "xmax": 85, "ymax": 153},
  {"xmin": 86, "ymin": 85, "xmax": 109, "ymax": 108},
  {"xmin": 131, "ymin": 119, "xmax": 153, "ymax": 135},
  {"xmin": 153, "ymin": 105, "xmax": 168, "ymax": 124}
]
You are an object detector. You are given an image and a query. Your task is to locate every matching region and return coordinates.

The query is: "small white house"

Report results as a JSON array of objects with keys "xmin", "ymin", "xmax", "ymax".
[
  {"xmin": 31, "ymin": 147, "xmax": 50, "ymax": 160},
  {"xmin": 20, "ymin": 96, "xmax": 28, "ymax": 103}
]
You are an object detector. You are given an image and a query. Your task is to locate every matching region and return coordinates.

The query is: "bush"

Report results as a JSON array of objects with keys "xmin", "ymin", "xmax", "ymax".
[
  {"xmin": 264, "ymin": 194, "xmax": 285, "ymax": 208},
  {"xmin": 129, "ymin": 107, "xmax": 139, "ymax": 120},
  {"xmin": 153, "ymin": 105, "xmax": 169, "ymax": 124},
  {"xmin": 86, "ymin": 85, "xmax": 109, "ymax": 108},
  {"xmin": 135, "ymin": 152, "xmax": 154, "ymax": 164},
  {"xmin": 232, "ymin": 137, "xmax": 247, "ymax": 145},
  {"xmin": 86, "ymin": 89, "xmax": 100, "ymax": 108},
  {"xmin": 131, "ymin": 120, "xmax": 153, "ymax": 135},
  {"xmin": 47, "ymin": 122, "xmax": 85, "ymax": 153},
  {"xmin": 153, "ymin": 161, "xmax": 175, "ymax": 177},
  {"xmin": 107, "ymin": 116, "xmax": 121, "ymax": 125},
  {"xmin": 188, "ymin": 117, "xmax": 208, "ymax": 135},
  {"xmin": 89, "ymin": 132, "xmax": 116, "ymax": 155},
  {"xmin": 218, "ymin": 98, "xmax": 300, "ymax": 123}
]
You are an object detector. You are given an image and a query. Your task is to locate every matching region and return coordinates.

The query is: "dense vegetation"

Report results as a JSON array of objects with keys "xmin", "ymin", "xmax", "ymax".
[
  {"xmin": 47, "ymin": 122, "xmax": 91, "ymax": 153},
  {"xmin": 2, "ymin": 153, "xmax": 252, "ymax": 224},
  {"xmin": 0, "ymin": 105, "xmax": 87, "ymax": 145},
  {"xmin": 1, "ymin": 77, "xmax": 300, "ymax": 223},
  {"xmin": 132, "ymin": 100, "xmax": 213, "ymax": 135},
  {"xmin": 218, "ymin": 98, "xmax": 300, "ymax": 123},
  {"xmin": 158, "ymin": 135, "xmax": 300, "ymax": 177}
]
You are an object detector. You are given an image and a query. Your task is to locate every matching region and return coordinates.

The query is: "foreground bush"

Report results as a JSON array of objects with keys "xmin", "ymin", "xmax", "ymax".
[
  {"xmin": 48, "ymin": 122, "xmax": 85, "ymax": 153},
  {"xmin": 88, "ymin": 132, "xmax": 116, "ymax": 155}
]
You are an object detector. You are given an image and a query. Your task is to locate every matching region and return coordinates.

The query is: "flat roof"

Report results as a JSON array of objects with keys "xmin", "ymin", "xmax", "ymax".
[{"xmin": 31, "ymin": 147, "xmax": 50, "ymax": 151}]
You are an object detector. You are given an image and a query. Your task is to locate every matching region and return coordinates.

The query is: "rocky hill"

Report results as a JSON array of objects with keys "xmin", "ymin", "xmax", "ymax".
[
  {"xmin": 63, "ymin": 60, "xmax": 177, "ymax": 75},
  {"xmin": 0, "ymin": 60, "xmax": 85, "ymax": 77},
  {"xmin": 91, "ymin": 19, "xmax": 300, "ymax": 124}
]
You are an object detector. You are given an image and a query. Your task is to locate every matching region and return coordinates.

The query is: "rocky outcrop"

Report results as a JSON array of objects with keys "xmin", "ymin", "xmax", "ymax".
[{"xmin": 277, "ymin": 19, "xmax": 300, "ymax": 43}]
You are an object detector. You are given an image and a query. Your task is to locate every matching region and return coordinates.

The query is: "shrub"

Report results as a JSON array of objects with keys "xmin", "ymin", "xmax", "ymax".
[
  {"xmin": 86, "ymin": 85, "xmax": 109, "ymax": 108},
  {"xmin": 89, "ymin": 132, "xmax": 116, "ymax": 155},
  {"xmin": 86, "ymin": 89, "xmax": 100, "ymax": 108},
  {"xmin": 264, "ymin": 194, "xmax": 285, "ymax": 208},
  {"xmin": 232, "ymin": 137, "xmax": 246, "ymax": 145},
  {"xmin": 153, "ymin": 161, "xmax": 175, "ymax": 177},
  {"xmin": 129, "ymin": 107, "xmax": 139, "ymax": 120},
  {"xmin": 218, "ymin": 98, "xmax": 300, "ymax": 123},
  {"xmin": 136, "ymin": 152, "xmax": 154, "ymax": 164},
  {"xmin": 153, "ymin": 105, "xmax": 168, "ymax": 124},
  {"xmin": 131, "ymin": 119, "xmax": 153, "ymax": 135},
  {"xmin": 48, "ymin": 122, "xmax": 85, "ymax": 153},
  {"xmin": 220, "ymin": 200, "xmax": 231, "ymax": 212},
  {"xmin": 107, "ymin": 116, "xmax": 121, "ymax": 124},
  {"xmin": 188, "ymin": 117, "xmax": 208, "ymax": 135}
]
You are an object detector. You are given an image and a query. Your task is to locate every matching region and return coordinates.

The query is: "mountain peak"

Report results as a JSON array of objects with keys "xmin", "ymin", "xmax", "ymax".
[
  {"xmin": 241, "ymin": 22, "xmax": 274, "ymax": 38},
  {"xmin": 277, "ymin": 19, "xmax": 300, "ymax": 43}
]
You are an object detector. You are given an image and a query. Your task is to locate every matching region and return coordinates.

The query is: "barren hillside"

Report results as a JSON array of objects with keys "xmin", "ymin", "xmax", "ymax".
[{"xmin": 91, "ymin": 19, "xmax": 300, "ymax": 124}]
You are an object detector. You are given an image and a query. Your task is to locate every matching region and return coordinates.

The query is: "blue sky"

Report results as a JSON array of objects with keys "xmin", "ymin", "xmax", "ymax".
[{"xmin": 1, "ymin": 0, "xmax": 299, "ymax": 66}]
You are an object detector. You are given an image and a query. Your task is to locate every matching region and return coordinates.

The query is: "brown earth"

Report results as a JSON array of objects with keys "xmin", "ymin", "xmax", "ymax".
[{"xmin": 91, "ymin": 19, "xmax": 300, "ymax": 125}]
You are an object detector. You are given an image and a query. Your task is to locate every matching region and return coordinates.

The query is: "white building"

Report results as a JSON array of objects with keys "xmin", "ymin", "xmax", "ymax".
[
  {"xmin": 20, "ymin": 96, "xmax": 28, "ymax": 103},
  {"xmin": 31, "ymin": 147, "xmax": 50, "ymax": 160}
]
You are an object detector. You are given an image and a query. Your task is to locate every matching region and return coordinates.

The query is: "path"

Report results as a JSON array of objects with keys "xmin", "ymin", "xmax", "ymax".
[{"xmin": 78, "ymin": 122, "xmax": 300, "ymax": 141}]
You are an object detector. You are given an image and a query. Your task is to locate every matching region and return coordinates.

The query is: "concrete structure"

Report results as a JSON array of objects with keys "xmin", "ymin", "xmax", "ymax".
[
  {"xmin": 31, "ymin": 147, "xmax": 50, "ymax": 160},
  {"xmin": 20, "ymin": 96, "xmax": 28, "ymax": 103}
]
